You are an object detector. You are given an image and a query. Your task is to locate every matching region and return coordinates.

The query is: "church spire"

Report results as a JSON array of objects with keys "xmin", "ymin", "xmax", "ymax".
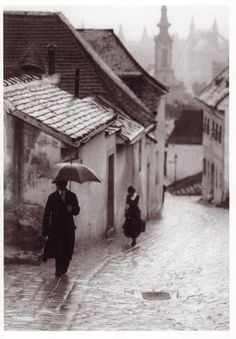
[{"xmin": 157, "ymin": 5, "xmax": 172, "ymax": 40}]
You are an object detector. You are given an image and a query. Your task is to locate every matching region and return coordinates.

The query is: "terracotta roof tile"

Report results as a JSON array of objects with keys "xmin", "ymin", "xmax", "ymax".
[
  {"xmin": 4, "ymin": 77, "xmax": 116, "ymax": 144},
  {"xmin": 78, "ymin": 29, "xmax": 141, "ymax": 75}
]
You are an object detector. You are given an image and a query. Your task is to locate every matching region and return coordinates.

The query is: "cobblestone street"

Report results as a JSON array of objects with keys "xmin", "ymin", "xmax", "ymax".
[{"xmin": 4, "ymin": 193, "xmax": 229, "ymax": 331}]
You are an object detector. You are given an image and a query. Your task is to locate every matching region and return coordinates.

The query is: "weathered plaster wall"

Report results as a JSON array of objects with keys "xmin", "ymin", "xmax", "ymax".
[
  {"xmin": 71, "ymin": 132, "xmax": 116, "ymax": 246},
  {"xmin": 4, "ymin": 110, "xmax": 63, "ymax": 249}
]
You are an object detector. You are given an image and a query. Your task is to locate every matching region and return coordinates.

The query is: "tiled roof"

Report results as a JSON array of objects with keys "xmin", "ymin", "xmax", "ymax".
[
  {"xmin": 4, "ymin": 11, "xmax": 155, "ymax": 128},
  {"xmin": 106, "ymin": 114, "xmax": 145, "ymax": 144},
  {"xmin": 197, "ymin": 66, "xmax": 229, "ymax": 108},
  {"xmin": 168, "ymin": 110, "xmax": 203, "ymax": 145},
  {"xmin": 4, "ymin": 77, "xmax": 116, "ymax": 146},
  {"xmin": 78, "ymin": 29, "xmax": 141, "ymax": 75},
  {"xmin": 4, "ymin": 74, "xmax": 40, "ymax": 86},
  {"xmin": 78, "ymin": 28, "xmax": 168, "ymax": 113}
]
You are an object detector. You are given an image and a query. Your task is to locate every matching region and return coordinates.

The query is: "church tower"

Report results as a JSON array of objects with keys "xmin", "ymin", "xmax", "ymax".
[{"xmin": 154, "ymin": 6, "xmax": 174, "ymax": 85}]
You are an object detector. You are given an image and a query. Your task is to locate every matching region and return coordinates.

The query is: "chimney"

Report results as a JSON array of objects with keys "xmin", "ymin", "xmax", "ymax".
[
  {"xmin": 74, "ymin": 68, "xmax": 80, "ymax": 98},
  {"xmin": 47, "ymin": 43, "xmax": 57, "ymax": 75}
]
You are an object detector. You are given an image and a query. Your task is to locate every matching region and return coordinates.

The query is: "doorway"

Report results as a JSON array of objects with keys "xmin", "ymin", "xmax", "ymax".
[{"xmin": 147, "ymin": 162, "xmax": 150, "ymax": 219}]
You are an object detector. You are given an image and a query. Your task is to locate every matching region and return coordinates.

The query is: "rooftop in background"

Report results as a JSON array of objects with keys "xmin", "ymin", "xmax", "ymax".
[
  {"xmin": 106, "ymin": 114, "xmax": 145, "ymax": 144},
  {"xmin": 4, "ymin": 75, "xmax": 116, "ymax": 147},
  {"xmin": 197, "ymin": 66, "xmax": 229, "ymax": 109},
  {"xmin": 168, "ymin": 109, "xmax": 203, "ymax": 145},
  {"xmin": 78, "ymin": 28, "xmax": 168, "ymax": 113},
  {"xmin": 78, "ymin": 29, "xmax": 140, "ymax": 76}
]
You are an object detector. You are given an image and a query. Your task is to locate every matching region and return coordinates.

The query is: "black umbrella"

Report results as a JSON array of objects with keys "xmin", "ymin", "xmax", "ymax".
[{"xmin": 51, "ymin": 162, "xmax": 101, "ymax": 183}]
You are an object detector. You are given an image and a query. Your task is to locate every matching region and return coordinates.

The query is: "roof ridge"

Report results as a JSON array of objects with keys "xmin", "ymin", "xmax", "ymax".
[
  {"xmin": 77, "ymin": 28, "xmax": 114, "ymax": 32},
  {"xmin": 78, "ymin": 28, "xmax": 168, "ymax": 93},
  {"xmin": 4, "ymin": 11, "xmax": 59, "ymax": 16}
]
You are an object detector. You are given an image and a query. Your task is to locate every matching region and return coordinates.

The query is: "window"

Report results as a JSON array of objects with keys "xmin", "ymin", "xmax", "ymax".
[
  {"xmin": 212, "ymin": 121, "xmax": 215, "ymax": 139},
  {"xmin": 215, "ymin": 124, "xmax": 218, "ymax": 141},
  {"xmin": 207, "ymin": 161, "xmax": 210, "ymax": 178},
  {"xmin": 203, "ymin": 158, "xmax": 206, "ymax": 175},
  {"xmin": 215, "ymin": 168, "xmax": 218, "ymax": 188},
  {"xmin": 219, "ymin": 126, "xmax": 222, "ymax": 143}
]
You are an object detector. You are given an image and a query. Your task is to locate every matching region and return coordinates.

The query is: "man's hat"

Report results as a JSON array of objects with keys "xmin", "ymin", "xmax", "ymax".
[{"xmin": 52, "ymin": 180, "xmax": 68, "ymax": 185}]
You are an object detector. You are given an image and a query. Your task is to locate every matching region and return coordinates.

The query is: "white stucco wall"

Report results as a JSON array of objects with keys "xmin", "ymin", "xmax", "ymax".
[{"xmin": 167, "ymin": 144, "xmax": 203, "ymax": 183}]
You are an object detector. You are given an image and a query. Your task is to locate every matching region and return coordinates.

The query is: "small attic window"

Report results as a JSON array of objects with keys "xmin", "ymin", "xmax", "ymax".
[
  {"xmin": 226, "ymin": 79, "xmax": 229, "ymax": 88},
  {"xmin": 20, "ymin": 45, "xmax": 45, "ymax": 74}
]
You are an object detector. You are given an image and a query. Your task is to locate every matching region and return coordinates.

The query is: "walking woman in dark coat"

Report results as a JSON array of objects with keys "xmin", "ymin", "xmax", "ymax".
[
  {"xmin": 123, "ymin": 186, "xmax": 142, "ymax": 247},
  {"xmin": 42, "ymin": 180, "xmax": 80, "ymax": 277}
]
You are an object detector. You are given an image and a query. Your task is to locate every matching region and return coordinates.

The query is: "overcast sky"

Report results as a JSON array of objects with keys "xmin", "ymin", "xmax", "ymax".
[
  {"xmin": 62, "ymin": 5, "xmax": 229, "ymax": 40},
  {"xmin": 4, "ymin": 4, "xmax": 229, "ymax": 41}
]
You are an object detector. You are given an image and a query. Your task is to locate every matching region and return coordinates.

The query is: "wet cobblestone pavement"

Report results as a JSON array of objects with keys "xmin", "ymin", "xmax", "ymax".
[{"xmin": 4, "ymin": 194, "xmax": 229, "ymax": 330}]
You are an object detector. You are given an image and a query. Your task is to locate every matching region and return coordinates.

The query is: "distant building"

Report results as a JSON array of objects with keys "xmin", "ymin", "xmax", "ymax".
[
  {"xmin": 154, "ymin": 6, "xmax": 175, "ymax": 86},
  {"xmin": 197, "ymin": 66, "xmax": 229, "ymax": 205},
  {"xmin": 153, "ymin": 6, "xmax": 187, "ymax": 105},
  {"xmin": 166, "ymin": 109, "xmax": 203, "ymax": 183},
  {"xmin": 174, "ymin": 17, "xmax": 228, "ymax": 93},
  {"xmin": 120, "ymin": 11, "xmax": 228, "ymax": 99}
]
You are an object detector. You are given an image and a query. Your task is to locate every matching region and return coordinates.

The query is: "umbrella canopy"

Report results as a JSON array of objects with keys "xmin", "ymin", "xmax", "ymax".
[{"xmin": 51, "ymin": 162, "xmax": 101, "ymax": 183}]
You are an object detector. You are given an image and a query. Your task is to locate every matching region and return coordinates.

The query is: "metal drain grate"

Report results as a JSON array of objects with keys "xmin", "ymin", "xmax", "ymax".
[{"xmin": 141, "ymin": 291, "xmax": 171, "ymax": 300}]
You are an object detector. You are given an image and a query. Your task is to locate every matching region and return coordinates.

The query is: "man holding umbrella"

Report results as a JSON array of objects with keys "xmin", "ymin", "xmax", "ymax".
[{"xmin": 42, "ymin": 180, "xmax": 80, "ymax": 277}]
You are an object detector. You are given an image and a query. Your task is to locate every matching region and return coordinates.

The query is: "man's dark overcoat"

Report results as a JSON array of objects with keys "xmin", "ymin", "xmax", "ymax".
[{"xmin": 42, "ymin": 189, "xmax": 80, "ymax": 262}]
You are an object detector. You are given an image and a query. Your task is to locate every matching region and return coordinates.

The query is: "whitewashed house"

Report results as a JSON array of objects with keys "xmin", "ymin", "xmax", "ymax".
[{"xmin": 197, "ymin": 66, "xmax": 229, "ymax": 205}]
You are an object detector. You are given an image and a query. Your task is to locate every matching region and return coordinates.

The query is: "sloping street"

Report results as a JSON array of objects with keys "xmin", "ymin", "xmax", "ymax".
[{"xmin": 4, "ymin": 193, "xmax": 229, "ymax": 330}]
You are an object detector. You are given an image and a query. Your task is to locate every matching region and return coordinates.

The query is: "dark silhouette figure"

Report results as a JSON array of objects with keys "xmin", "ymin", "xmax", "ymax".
[
  {"xmin": 42, "ymin": 180, "xmax": 80, "ymax": 277},
  {"xmin": 123, "ymin": 186, "xmax": 142, "ymax": 246}
]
